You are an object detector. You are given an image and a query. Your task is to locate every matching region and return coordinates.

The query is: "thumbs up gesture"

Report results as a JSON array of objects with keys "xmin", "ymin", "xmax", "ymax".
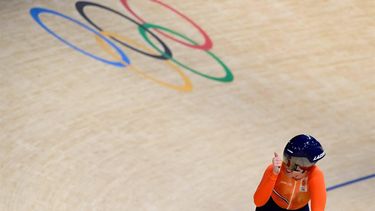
[{"xmin": 272, "ymin": 152, "xmax": 282, "ymax": 175}]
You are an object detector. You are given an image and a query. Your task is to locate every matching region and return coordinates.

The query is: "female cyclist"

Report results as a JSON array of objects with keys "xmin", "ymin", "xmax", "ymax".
[{"xmin": 253, "ymin": 134, "xmax": 326, "ymax": 211}]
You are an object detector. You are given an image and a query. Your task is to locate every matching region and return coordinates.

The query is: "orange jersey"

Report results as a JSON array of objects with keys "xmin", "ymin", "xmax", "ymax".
[{"xmin": 254, "ymin": 164, "xmax": 326, "ymax": 211}]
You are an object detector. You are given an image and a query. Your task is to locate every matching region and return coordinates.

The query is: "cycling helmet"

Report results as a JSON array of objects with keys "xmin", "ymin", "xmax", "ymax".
[{"xmin": 283, "ymin": 134, "xmax": 325, "ymax": 171}]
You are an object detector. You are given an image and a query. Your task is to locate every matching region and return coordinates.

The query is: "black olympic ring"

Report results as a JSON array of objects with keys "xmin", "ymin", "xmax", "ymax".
[{"xmin": 75, "ymin": 1, "xmax": 172, "ymax": 60}]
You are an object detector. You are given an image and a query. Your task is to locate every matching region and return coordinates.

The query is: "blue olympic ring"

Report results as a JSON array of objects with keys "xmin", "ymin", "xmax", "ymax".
[{"xmin": 30, "ymin": 7, "xmax": 130, "ymax": 67}]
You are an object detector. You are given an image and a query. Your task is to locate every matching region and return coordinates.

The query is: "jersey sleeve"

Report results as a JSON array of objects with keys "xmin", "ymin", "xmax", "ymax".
[
  {"xmin": 253, "ymin": 164, "xmax": 278, "ymax": 207},
  {"xmin": 308, "ymin": 166, "xmax": 326, "ymax": 211}
]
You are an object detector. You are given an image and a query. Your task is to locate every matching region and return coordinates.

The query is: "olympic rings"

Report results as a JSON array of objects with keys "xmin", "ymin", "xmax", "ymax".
[
  {"xmin": 95, "ymin": 31, "xmax": 192, "ymax": 91},
  {"xmin": 139, "ymin": 23, "xmax": 234, "ymax": 82},
  {"xmin": 29, "ymin": 1, "xmax": 234, "ymax": 91},
  {"xmin": 120, "ymin": 0, "xmax": 213, "ymax": 50},
  {"xmin": 29, "ymin": 7, "xmax": 129, "ymax": 67},
  {"xmin": 76, "ymin": 1, "xmax": 172, "ymax": 60}
]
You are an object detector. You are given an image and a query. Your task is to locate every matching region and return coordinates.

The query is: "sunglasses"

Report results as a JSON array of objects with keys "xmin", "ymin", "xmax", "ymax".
[{"xmin": 285, "ymin": 160, "xmax": 311, "ymax": 173}]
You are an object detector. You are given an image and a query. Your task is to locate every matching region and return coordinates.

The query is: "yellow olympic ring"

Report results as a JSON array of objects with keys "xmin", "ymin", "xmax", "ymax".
[{"xmin": 95, "ymin": 31, "xmax": 193, "ymax": 92}]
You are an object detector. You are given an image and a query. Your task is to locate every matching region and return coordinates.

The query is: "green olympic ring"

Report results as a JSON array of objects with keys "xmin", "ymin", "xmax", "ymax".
[{"xmin": 138, "ymin": 23, "xmax": 234, "ymax": 82}]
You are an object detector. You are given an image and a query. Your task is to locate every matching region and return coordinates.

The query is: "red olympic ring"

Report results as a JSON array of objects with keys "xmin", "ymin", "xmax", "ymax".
[{"xmin": 120, "ymin": 0, "xmax": 213, "ymax": 50}]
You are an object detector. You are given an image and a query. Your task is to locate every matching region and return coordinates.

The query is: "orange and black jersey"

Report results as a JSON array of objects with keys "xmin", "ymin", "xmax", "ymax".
[{"xmin": 254, "ymin": 164, "xmax": 326, "ymax": 211}]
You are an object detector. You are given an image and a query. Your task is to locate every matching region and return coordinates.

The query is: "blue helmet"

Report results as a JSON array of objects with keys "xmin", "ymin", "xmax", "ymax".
[{"xmin": 283, "ymin": 134, "xmax": 325, "ymax": 170}]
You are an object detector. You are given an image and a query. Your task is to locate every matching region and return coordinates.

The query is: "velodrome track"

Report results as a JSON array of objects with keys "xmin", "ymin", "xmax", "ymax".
[{"xmin": 1, "ymin": 0, "xmax": 374, "ymax": 210}]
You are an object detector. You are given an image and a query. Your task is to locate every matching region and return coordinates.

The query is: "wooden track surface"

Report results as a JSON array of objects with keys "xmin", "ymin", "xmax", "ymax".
[{"xmin": 1, "ymin": 0, "xmax": 374, "ymax": 210}]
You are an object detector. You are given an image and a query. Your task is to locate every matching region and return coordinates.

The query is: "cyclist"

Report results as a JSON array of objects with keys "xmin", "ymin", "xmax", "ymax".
[{"xmin": 253, "ymin": 134, "xmax": 326, "ymax": 211}]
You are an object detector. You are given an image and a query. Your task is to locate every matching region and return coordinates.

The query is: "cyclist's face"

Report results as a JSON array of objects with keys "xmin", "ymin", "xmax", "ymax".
[{"xmin": 283, "ymin": 156, "xmax": 311, "ymax": 179}]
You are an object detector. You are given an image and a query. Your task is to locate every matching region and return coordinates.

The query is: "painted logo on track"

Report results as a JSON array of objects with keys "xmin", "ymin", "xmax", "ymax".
[{"xmin": 29, "ymin": 0, "xmax": 234, "ymax": 92}]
